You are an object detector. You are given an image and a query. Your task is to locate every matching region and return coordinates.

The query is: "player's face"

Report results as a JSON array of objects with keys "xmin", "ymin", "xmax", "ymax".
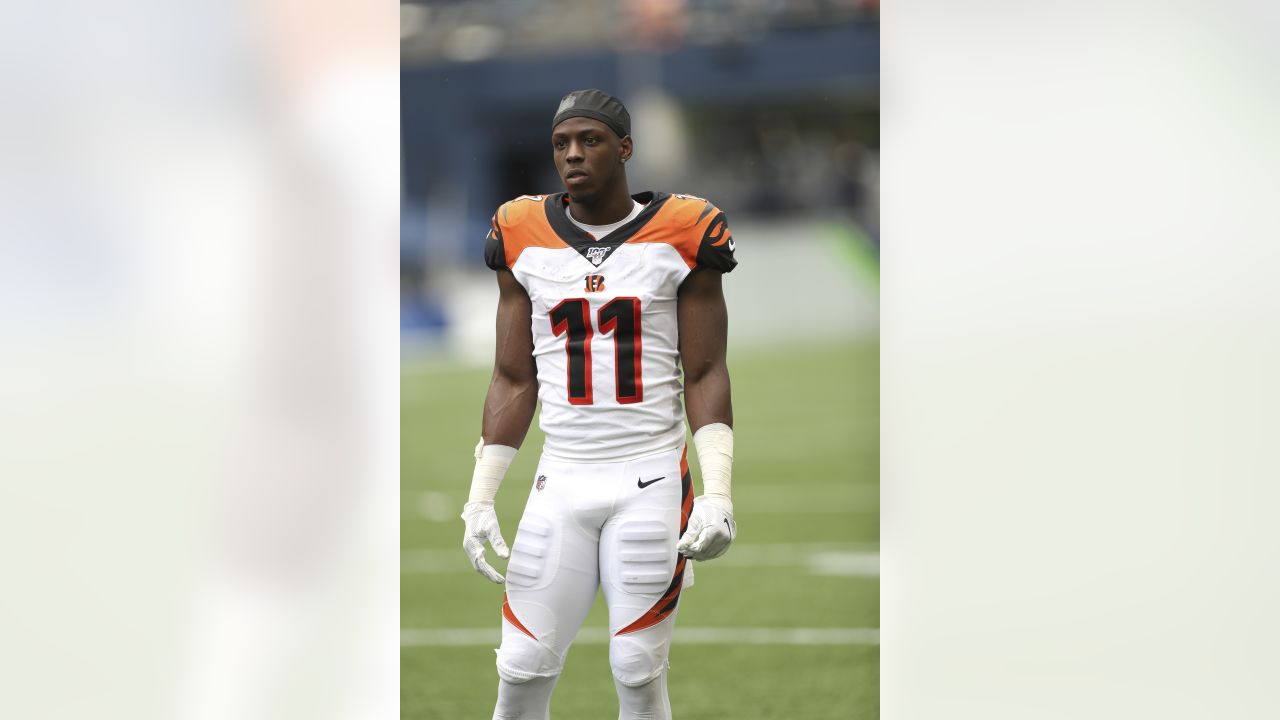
[{"xmin": 551, "ymin": 117, "xmax": 631, "ymax": 201}]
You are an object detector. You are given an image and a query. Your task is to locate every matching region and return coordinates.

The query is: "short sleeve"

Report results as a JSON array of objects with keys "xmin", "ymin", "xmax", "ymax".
[
  {"xmin": 483, "ymin": 214, "xmax": 507, "ymax": 271},
  {"xmin": 694, "ymin": 210, "xmax": 737, "ymax": 273}
]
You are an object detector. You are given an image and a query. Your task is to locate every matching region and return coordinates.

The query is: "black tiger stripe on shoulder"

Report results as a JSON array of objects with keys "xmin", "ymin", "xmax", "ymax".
[
  {"xmin": 696, "ymin": 200, "xmax": 716, "ymax": 224},
  {"xmin": 695, "ymin": 210, "xmax": 737, "ymax": 273},
  {"xmin": 483, "ymin": 214, "xmax": 507, "ymax": 270}
]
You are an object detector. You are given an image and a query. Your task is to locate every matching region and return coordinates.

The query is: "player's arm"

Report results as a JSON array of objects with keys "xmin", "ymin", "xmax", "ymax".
[
  {"xmin": 462, "ymin": 269, "xmax": 538, "ymax": 584},
  {"xmin": 678, "ymin": 268, "xmax": 733, "ymax": 431},
  {"xmin": 483, "ymin": 269, "xmax": 539, "ymax": 447},
  {"xmin": 676, "ymin": 268, "xmax": 737, "ymax": 560}
]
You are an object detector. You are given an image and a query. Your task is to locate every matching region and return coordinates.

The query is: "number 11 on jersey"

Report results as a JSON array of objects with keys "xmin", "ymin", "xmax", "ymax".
[{"xmin": 548, "ymin": 297, "xmax": 642, "ymax": 406}]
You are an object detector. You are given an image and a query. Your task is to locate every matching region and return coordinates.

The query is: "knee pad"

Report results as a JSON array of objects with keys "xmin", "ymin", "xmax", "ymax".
[
  {"xmin": 496, "ymin": 624, "xmax": 564, "ymax": 683},
  {"xmin": 496, "ymin": 634, "xmax": 562, "ymax": 684},
  {"xmin": 609, "ymin": 634, "xmax": 668, "ymax": 687}
]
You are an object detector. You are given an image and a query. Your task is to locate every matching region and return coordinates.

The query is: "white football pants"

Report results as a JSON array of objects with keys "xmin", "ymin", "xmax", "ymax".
[{"xmin": 492, "ymin": 445, "xmax": 693, "ymax": 718}]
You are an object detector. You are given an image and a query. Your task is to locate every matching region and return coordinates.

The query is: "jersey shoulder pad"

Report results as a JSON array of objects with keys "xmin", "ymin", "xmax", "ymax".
[
  {"xmin": 654, "ymin": 193, "xmax": 737, "ymax": 273},
  {"xmin": 484, "ymin": 194, "xmax": 562, "ymax": 270}
]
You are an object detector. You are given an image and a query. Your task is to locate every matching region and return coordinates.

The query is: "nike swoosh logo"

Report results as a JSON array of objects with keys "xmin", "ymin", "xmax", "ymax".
[
  {"xmin": 727, "ymin": 237, "xmax": 736, "ymax": 251},
  {"xmin": 637, "ymin": 476, "xmax": 665, "ymax": 489}
]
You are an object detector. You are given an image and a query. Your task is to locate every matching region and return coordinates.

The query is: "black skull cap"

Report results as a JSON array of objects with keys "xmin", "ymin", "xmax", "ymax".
[{"xmin": 552, "ymin": 89, "xmax": 631, "ymax": 138}]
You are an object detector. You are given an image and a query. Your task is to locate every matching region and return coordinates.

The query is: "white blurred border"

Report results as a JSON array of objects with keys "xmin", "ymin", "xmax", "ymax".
[
  {"xmin": 0, "ymin": 1, "xmax": 398, "ymax": 718},
  {"xmin": 884, "ymin": 1, "xmax": 1280, "ymax": 717}
]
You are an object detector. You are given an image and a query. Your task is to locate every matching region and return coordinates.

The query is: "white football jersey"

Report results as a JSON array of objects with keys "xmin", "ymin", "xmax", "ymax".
[{"xmin": 485, "ymin": 191, "xmax": 737, "ymax": 462}]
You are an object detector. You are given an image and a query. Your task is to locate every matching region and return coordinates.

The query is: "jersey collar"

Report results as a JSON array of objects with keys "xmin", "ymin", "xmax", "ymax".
[{"xmin": 544, "ymin": 191, "xmax": 670, "ymax": 267}]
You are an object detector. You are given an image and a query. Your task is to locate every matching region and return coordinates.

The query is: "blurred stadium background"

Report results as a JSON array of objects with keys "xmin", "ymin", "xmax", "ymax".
[{"xmin": 401, "ymin": 1, "xmax": 880, "ymax": 717}]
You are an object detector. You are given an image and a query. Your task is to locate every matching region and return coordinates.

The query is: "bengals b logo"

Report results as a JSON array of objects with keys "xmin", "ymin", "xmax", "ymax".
[{"xmin": 584, "ymin": 275, "xmax": 606, "ymax": 292}]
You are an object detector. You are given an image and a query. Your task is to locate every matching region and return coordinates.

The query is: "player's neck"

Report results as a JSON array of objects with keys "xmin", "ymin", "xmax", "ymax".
[{"xmin": 568, "ymin": 184, "xmax": 634, "ymax": 226}]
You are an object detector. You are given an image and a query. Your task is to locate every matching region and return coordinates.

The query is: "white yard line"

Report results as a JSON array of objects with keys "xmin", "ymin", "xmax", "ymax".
[
  {"xmin": 403, "ymin": 544, "xmax": 880, "ymax": 577},
  {"xmin": 730, "ymin": 485, "xmax": 879, "ymax": 514},
  {"xmin": 401, "ymin": 627, "xmax": 879, "ymax": 647}
]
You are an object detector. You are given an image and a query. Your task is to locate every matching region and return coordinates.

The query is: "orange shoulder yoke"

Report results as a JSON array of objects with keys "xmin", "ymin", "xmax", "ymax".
[
  {"xmin": 629, "ymin": 194, "xmax": 719, "ymax": 269},
  {"xmin": 495, "ymin": 195, "xmax": 567, "ymax": 268}
]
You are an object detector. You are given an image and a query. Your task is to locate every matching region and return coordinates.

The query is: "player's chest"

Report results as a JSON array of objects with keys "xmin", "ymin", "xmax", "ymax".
[{"xmin": 514, "ymin": 244, "xmax": 685, "ymax": 314}]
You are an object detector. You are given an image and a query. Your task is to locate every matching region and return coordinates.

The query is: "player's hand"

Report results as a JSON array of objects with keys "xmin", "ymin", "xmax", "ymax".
[
  {"xmin": 461, "ymin": 501, "xmax": 510, "ymax": 584},
  {"xmin": 676, "ymin": 494, "xmax": 736, "ymax": 561}
]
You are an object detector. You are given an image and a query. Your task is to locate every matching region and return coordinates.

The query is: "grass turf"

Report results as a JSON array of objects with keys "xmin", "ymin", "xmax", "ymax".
[{"xmin": 402, "ymin": 340, "xmax": 878, "ymax": 718}]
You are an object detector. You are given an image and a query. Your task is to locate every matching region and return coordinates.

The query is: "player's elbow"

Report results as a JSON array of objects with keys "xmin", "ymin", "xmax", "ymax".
[
  {"xmin": 683, "ymin": 358, "xmax": 728, "ymax": 388},
  {"xmin": 493, "ymin": 365, "xmax": 538, "ymax": 398}
]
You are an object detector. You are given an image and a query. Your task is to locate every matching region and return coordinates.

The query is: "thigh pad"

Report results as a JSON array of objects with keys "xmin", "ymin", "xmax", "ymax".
[
  {"xmin": 615, "ymin": 520, "xmax": 676, "ymax": 595},
  {"xmin": 505, "ymin": 513, "xmax": 556, "ymax": 591}
]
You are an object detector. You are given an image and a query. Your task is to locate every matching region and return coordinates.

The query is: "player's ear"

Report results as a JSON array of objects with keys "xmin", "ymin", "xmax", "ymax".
[{"xmin": 619, "ymin": 135, "xmax": 633, "ymax": 163}]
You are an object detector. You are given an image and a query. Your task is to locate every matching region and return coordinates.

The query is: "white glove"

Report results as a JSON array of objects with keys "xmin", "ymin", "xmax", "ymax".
[
  {"xmin": 676, "ymin": 494, "xmax": 736, "ymax": 560},
  {"xmin": 461, "ymin": 501, "xmax": 509, "ymax": 584}
]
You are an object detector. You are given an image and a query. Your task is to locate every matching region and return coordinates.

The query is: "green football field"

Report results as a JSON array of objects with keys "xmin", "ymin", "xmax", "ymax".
[{"xmin": 402, "ymin": 340, "xmax": 879, "ymax": 718}]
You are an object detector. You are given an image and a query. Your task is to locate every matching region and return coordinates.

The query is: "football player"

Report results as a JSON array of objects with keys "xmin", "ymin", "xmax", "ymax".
[{"xmin": 461, "ymin": 89, "xmax": 738, "ymax": 720}]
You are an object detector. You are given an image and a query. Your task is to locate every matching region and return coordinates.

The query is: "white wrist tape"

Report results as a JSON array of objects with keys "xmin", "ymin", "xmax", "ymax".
[
  {"xmin": 692, "ymin": 423, "xmax": 734, "ymax": 499},
  {"xmin": 468, "ymin": 438, "xmax": 517, "ymax": 505}
]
